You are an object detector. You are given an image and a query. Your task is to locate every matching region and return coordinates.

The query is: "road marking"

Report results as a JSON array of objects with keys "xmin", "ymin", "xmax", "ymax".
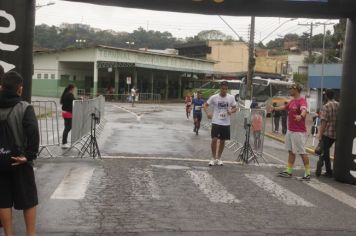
[
  {"xmin": 151, "ymin": 164, "xmax": 191, "ymax": 170},
  {"xmin": 51, "ymin": 167, "xmax": 94, "ymax": 200},
  {"xmin": 187, "ymin": 170, "xmax": 240, "ymax": 204},
  {"xmin": 129, "ymin": 168, "xmax": 160, "ymax": 200},
  {"xmin": 245, "ymin": 174, "xmax": 315, "ymax": 207},
  {"xmin": 306, "ymin": 179, "xmax": 356, "ymax": 210},
  {"xmin": 113, "ymin": 105, "xmax": 143, "ymax": 121},
  {"xmin": 263, "ymin": 152, "xmax": 287, "ymax": 165},
  {"xmin": 102, "ymin": 155, "xmax": 243, "ymax": 165}
]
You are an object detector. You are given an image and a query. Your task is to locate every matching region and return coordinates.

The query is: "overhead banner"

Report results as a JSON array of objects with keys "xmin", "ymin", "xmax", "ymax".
[{"xmin": 0, "ymin": 0, "xmax": 35, "ymax": 102}]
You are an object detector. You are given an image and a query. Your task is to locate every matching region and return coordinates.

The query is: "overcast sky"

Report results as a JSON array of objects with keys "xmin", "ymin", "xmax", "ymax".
[{"xmin": 35, "ymin": 0, "xmax": 339, "ymax": 43}]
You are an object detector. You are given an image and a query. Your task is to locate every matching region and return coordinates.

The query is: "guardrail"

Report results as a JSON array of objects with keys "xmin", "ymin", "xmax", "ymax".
[{"xmin": 32, "ymin": 100, "xmax": 60, "ymax": 158}]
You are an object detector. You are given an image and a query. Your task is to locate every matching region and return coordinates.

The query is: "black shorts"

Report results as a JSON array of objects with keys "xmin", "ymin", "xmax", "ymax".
[
  {"xmin": 193, "ymin": 112, "xmax": 202, "ymax": 122},
  {"xmin": 0, "ymin": 163, "xmax": 38, "ymax": 210},
  {"xmin": 211, "ymin": 124, "xmax": 231, "ymax": 140}
]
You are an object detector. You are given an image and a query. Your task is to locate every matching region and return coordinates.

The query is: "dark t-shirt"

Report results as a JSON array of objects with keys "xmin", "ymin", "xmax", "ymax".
[{"xmin": 61, "ymin": 93, "xmax": 75, "ymax": 112}]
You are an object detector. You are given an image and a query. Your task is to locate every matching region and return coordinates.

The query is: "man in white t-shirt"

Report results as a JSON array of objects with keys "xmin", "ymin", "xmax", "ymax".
[
  {"xmin": 204, "ymin": 81, "xmax": 238, "ymax": 166},
  {"xmin": 131, "ymin": 87, "xmax": 136, "ymax": 107}
]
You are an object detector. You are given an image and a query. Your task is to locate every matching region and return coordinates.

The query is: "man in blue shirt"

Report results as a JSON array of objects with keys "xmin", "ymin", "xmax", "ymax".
[{"xmin": 192, "ymin": 91, "xmax": 205, "ymax": 135}]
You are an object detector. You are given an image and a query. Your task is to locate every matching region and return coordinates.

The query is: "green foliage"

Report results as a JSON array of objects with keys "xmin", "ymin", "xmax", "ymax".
[
  {"xmin": 34, "ymin": 24, "xmax": 183, "ymax": 50},
  {"xmin": 265, "ymin": 20, "xmax": 346, "ymax": 54},
  {"xmin": 293, "ymin": 73, "xmax": 308, "ymax": 87}
]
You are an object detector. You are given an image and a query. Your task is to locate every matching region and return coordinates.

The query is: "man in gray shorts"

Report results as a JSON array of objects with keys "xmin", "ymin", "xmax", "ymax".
[{"xmin": 271, "ymin": 84, "xmax": 310, "ymax": 180}]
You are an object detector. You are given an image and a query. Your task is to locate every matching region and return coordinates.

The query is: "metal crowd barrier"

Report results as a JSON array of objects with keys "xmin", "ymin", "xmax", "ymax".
[
  {"xmin": 71, "ymin": 96, "xmax": 106, "ymax": 145},
  {"xmin": 32, "ymin": 101, "xmax": 60, "ymax": 158},
  {"xmin": 102, "ymin": 93, "xmax": 161, "ymax": 104}
]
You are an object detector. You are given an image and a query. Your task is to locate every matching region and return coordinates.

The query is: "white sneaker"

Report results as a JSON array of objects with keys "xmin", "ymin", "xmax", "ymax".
[
  {"xmin": 216, "ymin": 159, "xmax": 224, "ymax": 166},
  {"xmin": 208, "ymin": 159, "xmax": 216, "ymax": 166},
  {"xmin": 61, "ymin": 143, "xmax": 70, "ymax": 149}
]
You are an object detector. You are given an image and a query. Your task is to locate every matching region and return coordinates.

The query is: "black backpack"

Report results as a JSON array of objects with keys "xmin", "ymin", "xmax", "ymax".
[{"xmin": 0, "ymin": 106, "xmax": 21, "ymax": 171}]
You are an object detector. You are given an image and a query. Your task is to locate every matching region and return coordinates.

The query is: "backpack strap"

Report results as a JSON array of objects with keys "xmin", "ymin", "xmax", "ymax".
[{"xmin": 6, "ymin": 105, "xmax": 17, "ymax": 121}]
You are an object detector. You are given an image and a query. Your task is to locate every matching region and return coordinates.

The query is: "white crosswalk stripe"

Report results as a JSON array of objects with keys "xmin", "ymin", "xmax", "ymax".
[
  {"xmin": 187, "ymin": 170, "xmax": 240, "ymax": 204},
  {"xmin": 306, "ymin": 179, "xmax": 356, "ymax": 210},
  {"xmin": 51, "ymin": 167, "xmax": 94, "ymax": 200},
  {"xmin": 129, "ymin": 168, "xmax": 161, "ymax": 200},
  {"xmin": 245, "ymin": 174, "xmax": 315, "ymax": 207},
  {"xmin": 47, "ymin": 164, "xmax": 356, "ymax": 212}
]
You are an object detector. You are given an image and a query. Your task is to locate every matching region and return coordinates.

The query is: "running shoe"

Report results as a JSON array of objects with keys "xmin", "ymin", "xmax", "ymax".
[
  {"xmin": 208, "ymin": 159, "xmax": 216, "ymax": 166},
  {"xmin": 301, "ymin": 174, "xmax": 311, "ymax": 181},
  {"xmin": 61, "ymin": 143, "xmax": 70, "ymax": 149},
  {"xmin": 278, "ymin": 171, "xmax": 292, "ymax": 178},
  {"xmin": 196, "ymin": 129, "xmax": 199, "ymax": 135},
  {"xmin": 216, "ymin": 159, "xmax": 224, "ymax": 166}
]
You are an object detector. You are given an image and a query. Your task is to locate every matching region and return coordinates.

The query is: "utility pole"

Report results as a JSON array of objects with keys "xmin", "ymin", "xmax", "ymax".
[
  {"xmin": 298, "ymin": 22, "xmax": 314, "ymax": 58},
  {"xmin": 246, "ymin": 16, "xmax": 256, "ymax": 103},
  {"xmin": 315, "ymin": 22, "xmax": 334, "ymax": 109}
]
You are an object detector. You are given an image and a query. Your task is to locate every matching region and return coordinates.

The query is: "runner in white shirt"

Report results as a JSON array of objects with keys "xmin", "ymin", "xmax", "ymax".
[{"xmin": 204, "ymin": 81, "xmax": 237, "ymax": 166}]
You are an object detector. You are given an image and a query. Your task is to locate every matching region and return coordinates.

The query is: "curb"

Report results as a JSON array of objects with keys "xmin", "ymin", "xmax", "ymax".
[{"xmin": 264, "ymin": 132, "xmax": 334, "ymax": 160}]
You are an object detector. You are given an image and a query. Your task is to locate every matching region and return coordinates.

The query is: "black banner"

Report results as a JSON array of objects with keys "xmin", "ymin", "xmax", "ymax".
[
  {"xmin": 334, "ymin": 18, "xmax": 356, "ymax": 185},
  {"xmin": 0, "ymin": 0, "xmax": 35, "ymax": 102}
]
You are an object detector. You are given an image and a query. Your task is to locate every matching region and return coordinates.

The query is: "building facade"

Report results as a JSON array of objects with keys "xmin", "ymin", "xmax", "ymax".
[
  {"xmin": 175, "ymin": 40, "xmax": 249, "ymax": 74},
  {"xmin": 32, "ymin": 45, "xmax": 215, "ymax": 100}
]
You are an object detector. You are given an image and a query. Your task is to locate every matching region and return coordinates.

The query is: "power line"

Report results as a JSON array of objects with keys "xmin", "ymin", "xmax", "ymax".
[{"xmin": 218, "ymin": 15, "xmax": 243, "ymax": 40}]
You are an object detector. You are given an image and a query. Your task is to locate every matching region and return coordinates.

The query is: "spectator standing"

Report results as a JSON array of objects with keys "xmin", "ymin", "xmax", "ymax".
[
  {"xmin": 281, "ymin": 101, "xmax": 288, "ymax": 135},
  {"xmin": 251, "ymin": 104, "xmax": 263, "ymax": 150},
  {"xmin": 272, "ymin": 84, "xmax": 311, "ymax": 180},
  {"xmin": 60, "ymin": 84, "xmax": 76, "ymax": 149},
  {"xmin": 0, "ymin": 71, "xmax": 40, "ymax": 236},
  {"xmin": 316, "ymin": 90, "xmax": 339, "ymax": 177},
  {"xmin": 272, "ymin": 102, "xmax": 281, "ymax": 133}
]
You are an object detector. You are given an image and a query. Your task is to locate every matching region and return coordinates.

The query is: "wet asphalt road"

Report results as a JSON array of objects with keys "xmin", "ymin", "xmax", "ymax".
[{"xmin": 8, "ymin": 102, "xmax": 356, "ymax": 236}]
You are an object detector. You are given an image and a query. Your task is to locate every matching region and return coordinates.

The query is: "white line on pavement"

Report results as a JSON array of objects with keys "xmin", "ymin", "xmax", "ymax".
[
  {"xmin": 307, "ymin": 179, "xmax": 356, "ymax": 210},
  {"xmin": 129, "ymin": 168, "xmax": 160, "ymax": 200},
  {"xmin": 102, "ymin": 155, "xmax": 243, "ymax": 165},
  {"xmin": 263, "ymin": 152, "xmax": 287, "ymax": 165},
  {"xmin": 245, "ymin": 174, "xmax": 315, "ymax": 207},
  {"xmin": 51, "ymin": 167, "xmax": 94, "ymax": 200},
  {"xmin": 187, "ymin": 170, "xmax": 240, "ymax": 204},
  {"xmin": 113, "ymin": 105, "xmax": 143, "ymax": 121},
  {"xmin": 151, "ymin": 164, "xmax": 191, "ymax": 170}
]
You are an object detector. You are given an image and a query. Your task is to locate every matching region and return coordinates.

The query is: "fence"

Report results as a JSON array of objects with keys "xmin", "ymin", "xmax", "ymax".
[
  {"xmin": 201, "ymin": 107, "xmax": 267, "ymax": 163},
  {"xmin": 32, "ymin": 101, "xmax": 60, "ymax": 158},
  {"xmin": 103, "ymin": 93, "xmax": 161, "ymax": 104},
  {"xmin": 71, "ymin": 96, "xmax": 106, "ymax": 145}
]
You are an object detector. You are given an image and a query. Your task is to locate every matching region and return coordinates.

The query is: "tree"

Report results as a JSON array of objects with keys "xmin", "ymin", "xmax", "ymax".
[
  {"xmin": 34, "ymin": 24, "xmax": 182, "ymax": 50},
  {"xmin": 293, "ymin": 73, "xmax": 308, "ymax": 88},
  {"xmin": 186, "ymin": 30, "xmax": 233, "ymax": 42}
]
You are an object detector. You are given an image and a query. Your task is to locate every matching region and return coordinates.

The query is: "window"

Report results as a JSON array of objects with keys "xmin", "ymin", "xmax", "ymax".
[
  {"xmin": 51, "ymin": 74, "xmax": 55, "ymax": 80},
  {"xmin": 37, "ymin": 73, "xmax": 42, "ymax": 79},
  {"xmin": 44, "ymin": 74, "xmax": 49, "ymax": 79}
]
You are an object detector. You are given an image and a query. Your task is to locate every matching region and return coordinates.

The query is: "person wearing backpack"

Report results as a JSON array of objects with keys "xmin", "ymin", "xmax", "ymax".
[{"xmin": 0, "ymin": 71, "xmax": 39, "ymax": 236}]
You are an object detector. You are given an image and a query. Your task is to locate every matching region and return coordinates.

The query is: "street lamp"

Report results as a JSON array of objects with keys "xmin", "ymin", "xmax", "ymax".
[
  {"xmin": 126, "ymin": 41, "xmax": 135, "ymax": 49},
  {"xmin": 76, "ymin": 39, "xmax": 87, "ymax": 48}
]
